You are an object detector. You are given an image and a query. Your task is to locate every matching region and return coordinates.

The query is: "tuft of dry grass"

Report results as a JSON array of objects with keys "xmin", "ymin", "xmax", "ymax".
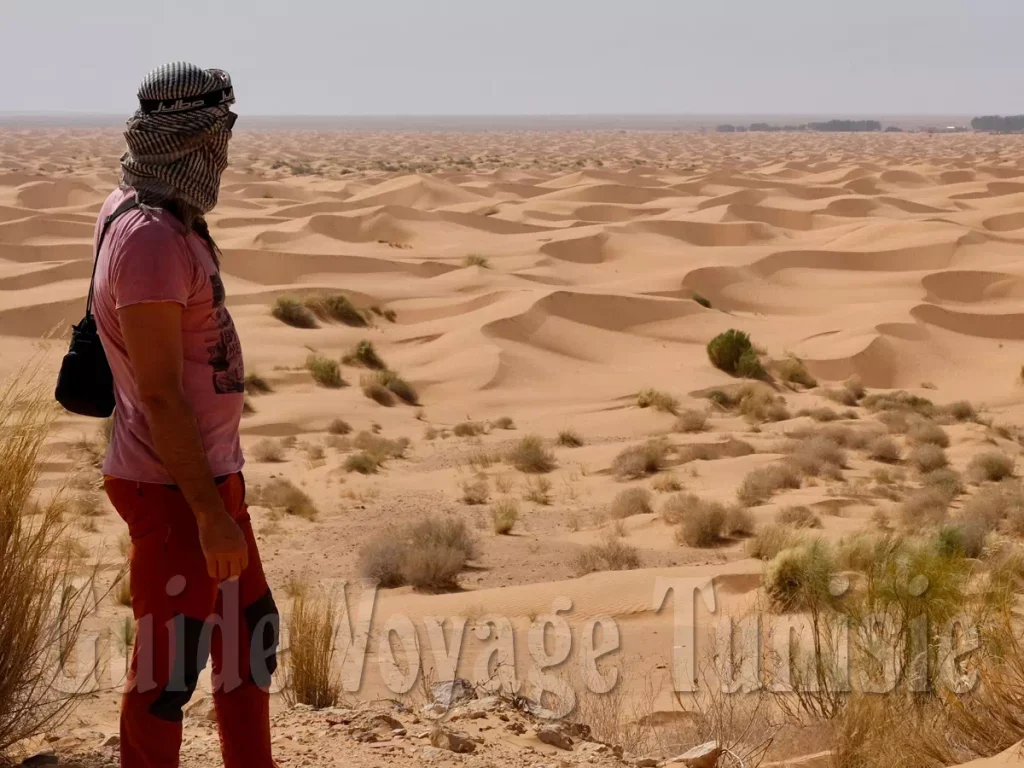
[
  {"xmin": 345, "ymin": 451, "xmax": 381, "ymax": 474},
  {"xmin": 523, "ymin": 476, "xmax": 552, "ymax": 505},
  {"xmin": 844, "ymin": 375, "xmax": 866, "ymax": 400},
  {"xmin": 637, "ymin": 388, "xmax": 678, "ymax": 414},
  {"xmin": 610, "ymin": 487, "xmax": 653, "ymax": 519},
  {"xmin": 271, "ymin": 296, "xmax": 318, "ymax": 328},
  {"xmin": 491, "ymin": 499, "xmax": 519, "ymax": 534},
  {"xmin": 863, "ymin": 390, "xmax": 936, "ymax": 418},
  {"xmin": 730, "ymin": 385, "xmax": 791, "ymax": 423},
  {"xmin": 788, "ymin": 435, "xmax": 847, "ymax": 478},
  {"xmin": 571, "ymin": 537, "xmax": 641, "ymax": 576},
  {"xmin": 908, "ymin": 421, "xmax": 950, "ymax": 448},
  {"xmin": 745, "ymin": 523, "xmax": 804, "ymax": 560},
  {"xmin": 244, "ymin": 372, "xmax": 273, "ymax": 395},
  {"xmin": 252, "ymin": 438, "xmax": 285, "ymax": 463},
  {"xmin": 283, "ymin": 586, "xmax": 341, "ymax": 708},
  {"xmin": 921, "ymin": 468, "xmax": 964, "ymax": 499},
  {"xmin": 253, "ymin": 478, "xmax": 319, "ymax": 521},
  {"xmin": 453, "ymin": 421, "xmax": 484, "ymax": 437},
  {"xmin": 464, "ymin": 254, "xmax": 490, "ymax": 268},
  {"xmin": 651, "ymin": 472, "xmax": 683, "ymax": 493},
  {"xmin": 898, "ymin": 488, "xmax": 951, "ymax": 529},
  {"xmin": 910, "ymin": 444, "xmax": 949, "ymax": 473},
  {"xmin": 737, "ymin": 463, "xmax": 802, "ymax": 506},
  {"xmin": 342, "ymin": 340, "xmax": 386, "ymax": 369},
  {"xmin": 557, "ymin": 429, "xmax": 584, "ymax": 447},
  {"xmin": 968, "ymin": 451, "xmax": 1015, "ymax": 484},
  {"xmin": 945, "ymin": 400, "xmax": 977, "ymax": 422},
  {"xmin": 358, "ymin": 517, "xmax": 477, "ymax": 592},
  {"xmin": 797, "ymin": 406, "xmax": 842, "ymax": 423},
  {"xmin": 461, "ymin": 476, "xmax": 489, "ymax": 505},
  {"xmin": 867, "ymin": 435, "xmax": 902, "ymax": 463},
  {"xmin": 492, "ymin": 416, "xmax": 515, "ymax": 430},
  {"xmin": 822, "ymin": 387, "xmax": 859, "ymax": 407},
  {"xmin": 776, "ymin": 505, "xmax": 823, "ymax": 529},
  {"xmin": 507, "ymin": 435, "xmax": 556, "ymax": 473},
  {"xmin": 674, "ymin": 409, "xmax": 709, "ymax": 433},
  {"xmin": 779, "ymin": 357, "xmax": 817, "ymax": 388},
  {"xmin": 764, "ymin": 539, "xmax": 837, "ymax": 612},
  {"xmin": 327, "ymin": 418, "xmax": 352, "ymax": 435},
  {"xmin": 306, "ymin": 355, "xmax": 344, "ymax": 388},
  {"xmin": 612, "ymin": 438, "xmax": 670, "ymax": 479},
  {"xmin": 675, "ymin": 498, "xmax": 728, "ymax": 548},
  {"xmin": 304, "ymin": 293, "xmax": 368, "ymax": 327}
]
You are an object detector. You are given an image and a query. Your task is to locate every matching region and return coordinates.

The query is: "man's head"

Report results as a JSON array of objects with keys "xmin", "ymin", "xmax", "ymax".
[{"xmin": 120, "ymin": 62, "xmax": 237, "ymax": 214}]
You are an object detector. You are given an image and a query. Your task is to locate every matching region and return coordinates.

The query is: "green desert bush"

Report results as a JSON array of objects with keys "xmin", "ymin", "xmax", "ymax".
[
  {"xmin": 707, "ymin": 329, "xmax": 764, "ymax": 378},
  {"xmin": 765, "ymin": 540, "xmax": 838, "ymax": 612},
  {"xmin": 272, "ymin": 297, "xmax": 318, "ymax": 328}
]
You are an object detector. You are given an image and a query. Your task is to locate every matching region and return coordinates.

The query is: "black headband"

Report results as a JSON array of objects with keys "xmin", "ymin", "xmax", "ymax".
[{"xmin": 138, "ymin": 86, "xmax": 235, "ymax": 115}]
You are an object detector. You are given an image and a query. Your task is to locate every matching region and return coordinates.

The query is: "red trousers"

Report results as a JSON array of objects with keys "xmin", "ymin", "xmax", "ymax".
[{"xmin": 104, "ymin": 473, "xmax": 278, "ymax": 768}]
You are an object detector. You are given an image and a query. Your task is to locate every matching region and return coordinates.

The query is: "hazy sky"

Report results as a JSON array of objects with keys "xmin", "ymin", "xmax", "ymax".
[{"xmin": 4, "ymin": 0, "xmax": 1021, "ymax": 116}]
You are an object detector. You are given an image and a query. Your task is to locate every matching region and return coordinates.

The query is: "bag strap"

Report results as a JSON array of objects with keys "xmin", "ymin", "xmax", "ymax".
[{"xmin": 85, "ymin": 196, "xmax": 141, "ymax": 318}]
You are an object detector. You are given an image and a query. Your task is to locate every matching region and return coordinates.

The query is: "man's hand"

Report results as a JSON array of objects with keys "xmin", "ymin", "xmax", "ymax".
[
  {"xmin": 196, "ymin": 508, "xmax": 249, "ymax": 580},
  {"xmin": 120, "ymin": 301, "xmax": 250, "ymax": 581}
]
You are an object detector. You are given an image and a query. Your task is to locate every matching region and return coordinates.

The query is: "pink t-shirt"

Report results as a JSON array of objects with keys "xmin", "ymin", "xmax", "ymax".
[{"xmin": 92, "ymin": 188, "xmax": 245, "ymax": 484}]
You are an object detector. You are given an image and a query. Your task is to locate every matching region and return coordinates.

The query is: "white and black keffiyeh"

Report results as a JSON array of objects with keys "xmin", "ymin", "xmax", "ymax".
[{"xmin": 120, "ymin": 62, "xmax": 236, "ymax": 214}]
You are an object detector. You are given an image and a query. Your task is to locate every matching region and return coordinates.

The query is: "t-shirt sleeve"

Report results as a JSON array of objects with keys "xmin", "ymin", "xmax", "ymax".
[{"xmin": 110, "ymin": 221, "xmax": 195, "ymax": 310}]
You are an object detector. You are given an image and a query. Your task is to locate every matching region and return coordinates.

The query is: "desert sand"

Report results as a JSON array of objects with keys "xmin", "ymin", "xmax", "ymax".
[{"xmin": 3, "ymin": 126, "xmax": 1024, "ymax": 767}]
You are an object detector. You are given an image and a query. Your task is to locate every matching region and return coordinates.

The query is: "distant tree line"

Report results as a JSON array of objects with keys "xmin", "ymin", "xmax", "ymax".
[
  {"xmin": 715, "ymin": 119, "xmax": 883, "ymax": 134},
  {"xmin": 972, "ymin": 115, "xmax": 1024, "ymax": 133}
]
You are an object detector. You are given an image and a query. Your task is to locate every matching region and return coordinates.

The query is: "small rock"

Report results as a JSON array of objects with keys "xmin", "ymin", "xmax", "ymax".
[
  {"xmin": 204, "ymin": 705, "xmax": 218, "ymax": 722},
  {"xmin": 431, "ymin": 678, "xmax": 474, "ymax": 709},
  {"xmin": 679, "ymin": 741, "xmax": 721, "ymax": 768},
  {"xmin": 393, "ymin": 728, "xmax": 407, "ymax": 737},
  {"xmin": 422, "ymin": 702, "xmax": 447, "ymax": 718},
  {"xmin": 636, "ymin": 759, "xmax": 659, "ymax": 767},
  {"xmin": 183, "ymin": 697, "xmax": 209, "ymax": 717},
  {"xmin": 506, "ymin": 721, "xmax": 527, "ymax": 735},
  {"xmin": 536, "ymin": 725, "xmax": 573, "ymax": 751},
  {"xmin": 421, "ymin": 746, "xmax": 443, "ymax": 760},
  {"xmin": 429, "ymin": 726, "xmax": 477, "ymax": 754},
  {"xmin": 100, "ymin": 734, "xmax": 120, "ymax": 748}
]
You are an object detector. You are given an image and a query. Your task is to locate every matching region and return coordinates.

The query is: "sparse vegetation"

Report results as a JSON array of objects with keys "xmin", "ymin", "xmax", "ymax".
[
  {"xmin": 306, "ymin": 355, "xmax": 344, "ymax": 388},
  {"xmin": 493, "ymin": 416, "xmax": 515, "ymax": 430},
  {"xmin": 360, "ymin": 370, "xmax": 418, "ymax": 406},
  {"xmin": 272, "ymin": 296, "xmax": 318, "ymax": 328},
  {"xmin": 252, "ymin": 438, "xmax": 285, "ymax": 463},
  {"xmin": 921, "ymin": 468, "xmax": 964, "ymax": 499},
  {"xmin": 707, "ymin": 329, "xmax": 764, "ymax": 378},
  {"xmin": 764, "ymin": 539, "xmax": 837, "ymax": 612},
  {"xmin": 304, "ymin": 293, "xmax": 368, "ymax": 326},
  {"xmin": 358, "ymin": 517, "xmax": 477, "ymax": 592},
  {"xmin": 692, "ymin": 293, "xmax": 712, "ymax": 308},
  {"xmin": 910, "ymin": 444, "xmax": 949, "ymax": 473},
  {"xmin": 461, "ymin": 477, "xmax": 489, "ymax": 505},
  {"xmin": 284, "ymin": 587, "xmax": 341, "ymax": 708},
  {"xmin": 908, "ymin": 421, "xmax": 950, "ymax": 448},
  {"xmin": 776, "ymin": 505, "xmax": 823, "ymax": 529},
  {"xmin": 788, "ymin": 435, "xmax": 847, "ymax": 478},
  {"xmin": 523, "ymin": 476, "xmax": 552, "ymax": 505},
  {"xmin": 661, "ymin": 494, "xmax": 731, "ymax": 547},
  {"xmin": 798, "ymin": 406, "xmax": 841, "ymax": 423},
  {"xmin": 610, "ymin": 487, "xmax": 653, "ymax": 519},
  {"xmin": 342, "ymin": 340, "xmax": 386, "ymax": 369},
  {"xmin": 327, "ymin": 418, "xmax": 352, "ymax": 436},
  {"xmin": 674, "ymin": 409, "xmax": 709, "ymax": 433},
  {"xmin": 637, "ymin": 388, "xmax": 678, "ymax": 413},
  {"xmin": 612, "ymin": 438, "xmax": 670, "ymax": 479},
  {"xmin": 737, "ymin": 463, "xmax": 802, "ymax": 506},
  {"xmin": 779, "ymin": 358, "xmax": 817, "ymax": 388},
  {"xmin": 867, "ymin": 435, "xmax": 902, "ymax": 463},
  {"xmin": 863, "ymin": 390, "xmax": 936, "ymax": 418},
  {"xmin": 745, "ymin": 523, "xmax": 804, "ymax": 560},
  {"xmin": 453, "ymin": 421, "xmax": 485, "ymax": 437},
  {"xmin": 464, "ymin": 254, "xmax": 490, "ymax": 268},
  {"xmin": 345, "ymin": 451, "xmax": 382, "ymax": 474},
  {"xmin": 491, "ymin": 499, "xmax": 519, "ymax": 534},
  {"xmin": 822, "ymin": 387, "xmax": 858, "ymax": 407},
  {"xmin": 945, "ymin": 400, "xmax": 977, "ymax": 422},
  {"xmin": 557, "ymin": 429, "xmax": 584, "ymax": 447},
  {"xmin": 899, "ymin": 488, "xmax": 951, "ymax": 529},
  {"xmin": 968, "ymin": 451, "xmax": 1015, "ymax": 483},
  {"xmin": 571, "ymin": 537, "xmax": 641, "ymax": 576},
  {"xmin": 507, "ymin": 435, "xmax": 556, "ymax": 473},
  {"xmin": 244, "ymin": 372, "xmax": 273, "ymax": 395},
  {"xmin": 651, "ymin": 472, "xmax": 683, "ymax": 493},
  {"xmin": 252, "ymin": 478, "xmax": 319, "ymax": 521}
]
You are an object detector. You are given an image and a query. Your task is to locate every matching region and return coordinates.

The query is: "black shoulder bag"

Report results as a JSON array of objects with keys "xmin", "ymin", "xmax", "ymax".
[{"xmin": 54, "ymin": 197, "xmax": 140, "ymax": 417}]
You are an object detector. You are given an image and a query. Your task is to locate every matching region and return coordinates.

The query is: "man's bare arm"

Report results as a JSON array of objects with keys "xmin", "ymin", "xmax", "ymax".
[{"xmin": 119, "ymin": 301, "xmax": 247, "ymax": 579}]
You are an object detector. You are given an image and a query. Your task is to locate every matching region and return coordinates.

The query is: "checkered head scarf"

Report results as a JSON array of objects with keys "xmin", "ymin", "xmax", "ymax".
[{"xmin": 120, "ymin": 62, "xmax": 236, "ymax": 213}]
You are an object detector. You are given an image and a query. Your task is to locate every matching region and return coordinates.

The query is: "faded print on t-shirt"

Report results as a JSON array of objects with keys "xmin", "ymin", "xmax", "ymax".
[{"xmin": 207, "ymin": 272, "xmax": 244, "ymax": 395}]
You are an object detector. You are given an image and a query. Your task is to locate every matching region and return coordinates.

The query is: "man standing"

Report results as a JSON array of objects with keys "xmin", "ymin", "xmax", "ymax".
[{"xmin": 93, "ymin": 62, "xmax": 278, "ymax": 767}]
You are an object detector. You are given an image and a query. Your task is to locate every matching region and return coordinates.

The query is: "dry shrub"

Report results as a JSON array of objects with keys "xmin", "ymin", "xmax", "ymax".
[
  {"xmin": 963, "ymin": 482, "xmax": 1024, "ymax": 534},
  {"xmin": 244, "ymin": 372, "xmax": 273, "ymax": 395},
  {"xmin": 674, "ymin": 497, "xmax": 728, "ymax": 548},
  {"xmin": 724, "ymin": 505, "xmax": 755, "ymax": 536},
  {"xmin": 844, "ymin": 375, "xmax": 866, "ymax": 400},
  {"xmin": 797, "ymin": 406, "xmax": 841, "ymax": 423},
  {"xmin": 341, "ymin": 340, "xmax": 385, "ymax": 370},
  {"xmin": 613, "ymin": 438, "xmax": 669, "ymax": 479},
  {"xmin": 0, "ymin": 365, "xmax": 96, "ymax": 756},
  {"xmin": 461, "ymin": 477, "xmax": 489, "ymax": 505},
  {"xmin": 283, "ymin": 587, "xmax": 341, "ymax": 708},
  {"xmin": 921, "ymin": 467, "xmax": 964, "ymax": 499},
  {"xmin": 899, "ymin": 488, "xmax": 951, "ymax": 529},
  {"xmin": 678, "ymin": 439, "xmax": 755, "ymax": 465},
  {"xmin": 491, "ymin": 499, "xmax": 519, "ymax": 534},
  {"xmin": 492, "ymin": 416, "xmax": 515, "ymax": 430},
  {"xmin": 507, "ymin": 435, "xmax": 556, "ymax": 473},
  {"xmin": 868, "ymin": 435, "xmax": 902, "ymax": 463},
  {"xmin": 674, "ymin": 409, "xmax": 709, "ymax": 433},
  {"xmin": 968, "ymin": 451, "xmax": 1015, "ymax": 483},
  {"xmin": 745, "ymin": 523, "xmax": 804, "ymax": 560},
  {"xmin": 764, "ymin": 539, "xmax": 837, "ymax": 612},
  {"xmin": 253, "ymin": 478, "xmax": 319, "ymax": 520},
  {"xmin": 358, "ymin": 517, "xmax": 476, "ymax": 591},
  {"xmin": 272, "ymin": 296, "xmax": 318, "ymax": 328},
  {"xmin": 557, "ymin": 429, "xmax": 584, "ymax": 447},
  {"xmin": 733, "ymin": 385, "xmax": 791, "ymax": 423},
  {"xmin": 651, "ymin": 472, "xmax": 683, "ymax": 493},
  {"xmin": 304, "ymin": 293, "xmax": 367, "ymax": 327},
  {"xmin": 908, "ymin": 421, "xmax": 950, "ymax": 448},
  {"xmin": 910, "ymin": 444, "xmax": 949, "ymax": 473},
  {"xmin": 359, "ymin": 373, "xmax": 393, "ymax": 406},
  {"xmin": 306, "ymin": 355, "xmax": 344, "ymax": 388},
  {"xmin": 878, "ymin": 410, "xmax": 911, "ymax": 434},
  {"xmin": 252, "ymin": 438, "xmax": 285, "ymax": 463},
  {"xmin": 779, "ymin": 357, "xmax": 817, "ymax": 388},
  {"xmin": 637, "ymin": 388, "xmax": 679, "ymax": 413},
  {"xmin": 327, "ymin": 418, "xmax": 352, "ymax": 435},
  {"xmin": 863, "ymin": 390, "xmax": 936, "ymax": 418},
  {"xmin": 737, "ymin": 464, "xmax": 802, "ymax": 506},
  {"xmin": 345, "ymin": 451, "xmax": 381, "ymax": 474},
  {"xmin": 453, "ymin": 421, "xmax": 484, "ymax": 437},
  {"xmin": 353, "ymin": 431, "xmax": 410, "ymax": 461},
  {"xmin": 776, "ymin": 505, "xmax": 823, "ymax": 529},
  {"xmin": 822, "ymin": 388, "xmax": 858, "ymax": 407},
  {"xmin": 571, "ymin": 537, "xmax": 641, "ymax": 576},
  {"xmin": 523, "ymin": 476, "xmax": 552, "ymax": 505},
  {"xmin": 945, "ymin": 400, "xmax": 977, "ymax": 422},
  {"xmin": 611, "ymin": 487, "xmax": 653, "ymax": 518},
  {"xmin": 936, "ymin": 521, "xmax": 988, "ymax": 559}
]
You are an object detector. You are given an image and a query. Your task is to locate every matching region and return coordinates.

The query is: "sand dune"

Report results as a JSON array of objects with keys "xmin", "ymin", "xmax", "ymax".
[{"xmin": 7, "ymin": 128, "xmax": 1024, "ymax": 766}]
